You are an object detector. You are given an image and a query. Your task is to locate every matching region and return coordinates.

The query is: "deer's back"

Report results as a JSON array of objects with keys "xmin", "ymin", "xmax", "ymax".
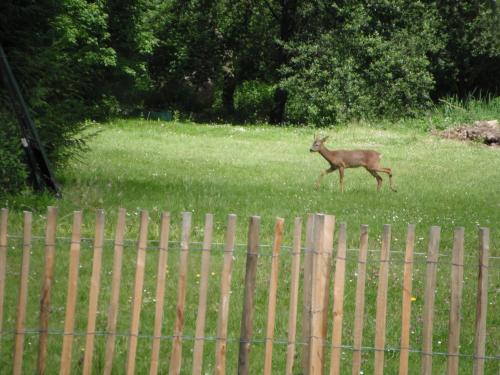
[{"xmin": 329, "ymin": 150, "xmax": 381, "ymax": 168}]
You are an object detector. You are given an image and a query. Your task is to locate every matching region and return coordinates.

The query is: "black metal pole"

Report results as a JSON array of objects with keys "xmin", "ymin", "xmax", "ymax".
[{"xmin": 0, "ymin": 45, "xmax": 61, "ymax": 197}]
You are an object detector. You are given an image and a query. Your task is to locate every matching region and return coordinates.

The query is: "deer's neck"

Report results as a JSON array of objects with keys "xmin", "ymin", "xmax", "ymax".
[{"xmin": 319, "ymin": 145, "xmax": 335, "ymax": 162}]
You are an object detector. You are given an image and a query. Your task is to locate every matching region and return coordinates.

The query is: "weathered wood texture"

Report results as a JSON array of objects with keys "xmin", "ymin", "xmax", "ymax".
[
  {"xmin": 37, "ymin": 206, "xmax": 58, "ymax": 375},
  {"xmin": 12, "ymin": 212, "xmax": 32, "ymax": 375},
  {"xmin": 126, "ymin": 210, "xmax": 150, "ymax": 375},
  {"xmin": 169, "ymin": 212, "xmax": 192, "ymax": 375},
  {"xmin": 446, "ymin": 227, "xmax": 464, "ymax": 375},
  {"xmin": 374, "ymin": 224, "xmax": 391, "ymax": 375},
  {"xmin": 59, "ymin": 211, "xmax": 83, "ymax": 375},
  {"xmin": 473, "ymin": 228, "xmax": 489, "ymax": 375},
  {"xmin": 421, "ymin": 226, "xmax": 441, "ymax": 375},
  {"xmin": 83, "ymin": 210, "xmax": 106, "ymax": 375},
  {"xmin": 214, "ymin": 214, "xmax": 237, "ymax": 375},
  {"xmin": 399, "ymin": 224, "xmax": 416, "ymax": 375},
  {"xmin": 285, "ymin": 217, "xmax": 302, "ymax": 375},
  {"xmin": 103, "ymin": 208, "xmax": 127, "ymax": 375},
  {"xmin": 238, "ymin": 216, "xmax": 260, "ymax": 375},
  {"xmin": 263, "ymin": 217, "xmax": 284, "ymax": 375},
  {"xmin": 150, "ymin": 213, "xmax": 171, "ymax": 375}
]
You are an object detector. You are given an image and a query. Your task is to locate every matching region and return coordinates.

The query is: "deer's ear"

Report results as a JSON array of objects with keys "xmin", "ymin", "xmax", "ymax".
[{"xmin": 322, "ymin": 136, "xmax": 329, "ymax": 142}]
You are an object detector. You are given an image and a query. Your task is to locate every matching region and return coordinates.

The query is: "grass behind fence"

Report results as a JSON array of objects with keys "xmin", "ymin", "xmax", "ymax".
[
  {"xmin": 1, "ymin": 115, "xmax": 500, "ymax": 373},
  {"xmin": 1, "ymin": 215, "xmax": 499, "ymax": 374}
]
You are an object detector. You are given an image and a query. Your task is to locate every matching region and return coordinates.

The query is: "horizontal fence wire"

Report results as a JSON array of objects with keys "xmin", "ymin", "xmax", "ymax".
[
  {"xmin": 2, "ymin": 226, "xmax": 499, "ymax": 371},
  {"xmin": 1, "ymin": 329, "xmax": 499, "ymax": 362},
  {"xmin": 5, "ymin": 234, "xmax": 500, "ymax": 267}
]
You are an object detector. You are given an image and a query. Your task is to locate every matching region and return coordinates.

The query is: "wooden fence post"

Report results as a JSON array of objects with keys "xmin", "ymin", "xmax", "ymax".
[
  {"xmin": 446, "ymin": 227, "xmax": 464, "ymax": 375},
  {"xmin": 150, "ymin": 212, "xmax": 171, "ymax": 375},
  {"xmin": 263, "ymin": 217, "xmax": 284, "ymax": 375},
  {"xmin": 37, "ymin": 206, "xmax": 58, "ymax": 375},
  {"xmin": 351, "ymin": 225, "xmax": 368, "ymax": 375},
  {"xmin": 473, "ymin": 228, "xmax": 489, "ymax": 375},
  {"xmin": 329, "ymin": 223, "xmax": 347, "ymax": 375},
  {"xmin": 82, "ymin": 210, "xmax": 106, "ymax": 375},
  {"xmin": 168, "ymin": 212, "xmax": 192, "ymax": 375},
  {"xmin": 309, "ymin": 214, "xmax": 335, "ymax": 375},
  {"xmin": 13, "ymin": 211, "xmax": 32, "ymax": 375},
  {"xmin": 237, "ymin": 216, "xmax": 260, "ymax": 375},
  {"xmin": 0, "ymin": 208, "xmax": 7, "ymax": 357},
  {"xmin": 421, "ymin": 226, "xmax": 440, "ymax": 375},
  {"xmin": 399, "ymin": 224, "xmax": 416, "ymax": 375},
  {"xmin": 60, "ymin": 211, "xmax": 83, "ymax": 375},
  {"xmin": 302, "ymin": 214, "xmax": 315, "ymax": 374},
  {"xmin": 126, "ymin": 210, "xmax": 149, "ymax": 375},
  {"xmin": 374, "ymin": 224, "xmax": 391, "ymax": 375},
  {"xmin": 285, "ymin": 217, "xmax": 302, "ymax": 375},
  {"xmin": 103, "ymin": 208, "xmax": 127, "ymax": 375},
  {"xmin": 214, "ymin": 214, "xmax": 237, "ymax": 375},
  {"xmin": 191, "ymin": 213, "xmax": 213, "ymax": 375}
]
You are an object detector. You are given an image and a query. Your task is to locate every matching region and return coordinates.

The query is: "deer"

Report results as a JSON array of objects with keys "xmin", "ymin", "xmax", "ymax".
[{"xmin": 309, "ymin": 135, "xmax": 397, "ymax": 192}]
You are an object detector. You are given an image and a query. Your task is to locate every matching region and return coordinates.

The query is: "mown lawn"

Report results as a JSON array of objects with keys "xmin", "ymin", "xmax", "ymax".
[{"xmin": 1, "ymin": 119, "xmax": 499, "ymax": 374}]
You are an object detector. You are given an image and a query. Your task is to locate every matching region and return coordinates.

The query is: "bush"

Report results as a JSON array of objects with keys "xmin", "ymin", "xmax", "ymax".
[
  {"xmin": 0, "ymin": 113, "xmax": 28, "ymax": 194},
  {"xmin": 282, "ymin": 1, "xmax": 440, "ymax": 126},
  {"xmin": 234, "ymin": 81, "xmax": 275, "ymax": 123}
]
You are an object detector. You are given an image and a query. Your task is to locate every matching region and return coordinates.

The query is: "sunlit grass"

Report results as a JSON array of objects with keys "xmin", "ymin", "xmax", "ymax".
[{"xmin": 1, "ymin": 118, "xmax": 499, "ymax": 373}]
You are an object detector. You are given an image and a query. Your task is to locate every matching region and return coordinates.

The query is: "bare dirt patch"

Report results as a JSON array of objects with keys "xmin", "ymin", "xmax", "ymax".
[{"xmin": 433, "ymin": 120, "xmax": 500, "ymax": 147}]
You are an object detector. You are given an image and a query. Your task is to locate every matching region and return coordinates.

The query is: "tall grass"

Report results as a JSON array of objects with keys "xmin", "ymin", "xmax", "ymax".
[{"xmin": 1, "ymin": 104, "xmax": 499, "ymax": 373}]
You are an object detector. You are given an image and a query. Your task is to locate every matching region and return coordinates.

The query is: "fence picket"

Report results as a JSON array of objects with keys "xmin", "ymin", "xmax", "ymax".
[
  {"xmin": 214, "ymin": 214, "xmax": 237, "ymax": 375},
  {"xmin": 0, "ymin": 208, "xmax": 7, "ymax": 356},
  {"xmin": 60, "ymin": 211, "xmax": 83, "ymax": 375},
  {"xmin": 446, "ymin": 227, "xmax": 464, "ymax": 375},
  {"xmin": 103, "ymin": 208, "xmax": 127, "ymax": 375},
  {"xmin": 399, "ymin": 224, "xmax": 416, "ymax": 375},
  {"xmin": 285, "ymin": 217, "xmax": 302, "ymax": 375},
  {"xmin": 302, "ymin": 214, "xmax": 315, "ymax": 375},
  {"xmin": 169, "ymin": 212, "xmax": 192, "ymax": 375},
  {"xmin": 37, "ymin": 206, "xmax": 58, "ymax": 375},
  {"xmin": 0, "ymin": 207, "xmax": 496, "ymax": 374},
  {"xmin": 329, "ymin": 223, "xmax": 347, "ymax": 375},
  {"xmin": 473, "ymin": 228, "xmax": 489, "ymax": 375},
  {"xmin": 421, "ymin": 226, "xmax": 441, "ymax": 375},
  {"xmin": 237, "ymin": 216, "xmax": 260, "ymax": 375},
  {"xmin": 82, "ymin": 210, "xmax": 105, "ymax": 375},
  {"xmin": 263, "ymin": 217, "xmax": 284, "ymax": 375},
  {"xmin": 13, "ymin": 211, "xmax": 31, "ymax": 375},
  {"xmin": 192, "ymin": 214, "xmax": 213, "ymax": 375},
  {"xmin": 125, "ymin": 210, "xmax": 149, "ymax": 375},
  {"xmin": 309, "ymin": 214, "xmax": 335, "ymax": 375},
  {"xmin": 374, "ymin": 224, "xmax": 391, "ymax": 375},
  {"xmin": 150, "ymin": 212, "xmax": 171, "ymax": 375},
  {"xmin": 351, "ymin": 225, "xmax": 369, "ymax": 375}
]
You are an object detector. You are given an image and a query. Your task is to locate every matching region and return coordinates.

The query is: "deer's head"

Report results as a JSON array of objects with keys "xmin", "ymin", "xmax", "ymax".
[{"xmin": 310, "ymin": 135, "xmax": 329, "ymax": 152}]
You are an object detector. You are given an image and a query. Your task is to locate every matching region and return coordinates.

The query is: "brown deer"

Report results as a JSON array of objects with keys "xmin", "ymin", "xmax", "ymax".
[{"xmin": 310, "ymin": 135, "xmax": 397, "ymax": 192}]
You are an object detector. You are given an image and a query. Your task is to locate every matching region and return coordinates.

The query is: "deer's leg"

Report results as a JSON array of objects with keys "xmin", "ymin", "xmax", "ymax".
[
  {"xmin": 374, "ymin": 167, "xmax": 397, "ymax": 192},
  {"xmin": 315, "ymin": 167, "xmax": 335, "ymax": 188},
  {"xmin": 366, "ymin": 169, "xmax": 383, "ymax": 191},
  {"xmin": 339, "ymin": 167, "xmax": 345, "ymax": 192}
]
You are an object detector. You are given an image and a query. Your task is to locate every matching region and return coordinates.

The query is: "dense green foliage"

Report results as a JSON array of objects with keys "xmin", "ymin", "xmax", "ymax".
[{"xmin": 0, "ymin": 0, "xmax": 499, "ymax": 193}]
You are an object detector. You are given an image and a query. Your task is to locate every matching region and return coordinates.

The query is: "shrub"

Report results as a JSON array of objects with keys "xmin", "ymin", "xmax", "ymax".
[
  {"xmin": 234, "ymin": 81, "xmax": 275, "ymax": 123},
  {"xmin": 0, "ymin": 113, "xmax": 28, "ymax": 194}
]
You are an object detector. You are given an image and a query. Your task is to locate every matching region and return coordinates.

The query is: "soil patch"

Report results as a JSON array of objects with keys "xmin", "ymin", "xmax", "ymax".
[{"xmin": 433, "ymin": 120, "xmax": 500, "ymax": 147}]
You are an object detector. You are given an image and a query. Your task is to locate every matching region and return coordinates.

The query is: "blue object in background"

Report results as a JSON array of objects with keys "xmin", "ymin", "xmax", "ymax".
[{"xmin": 145, "ymin": 111, "xmax": 173, "ymax": 121}]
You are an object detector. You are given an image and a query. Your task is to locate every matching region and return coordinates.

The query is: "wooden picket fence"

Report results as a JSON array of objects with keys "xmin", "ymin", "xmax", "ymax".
[{"xmin": 0, "ymin": 207, "xmax": 496, "ymax": 374}]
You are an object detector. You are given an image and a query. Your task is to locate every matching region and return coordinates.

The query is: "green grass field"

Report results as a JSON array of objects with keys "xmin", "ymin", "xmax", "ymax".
[{"xmin": 1, "ymin": 117, "xmax": 499, "ymax": 373}]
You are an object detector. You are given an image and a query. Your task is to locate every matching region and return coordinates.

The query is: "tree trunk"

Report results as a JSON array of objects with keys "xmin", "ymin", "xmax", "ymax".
[
  {"xmin": 222, "ymin": 72, "xmax": 237, "ymax": 119},
  {"xmin": 269, "ymin": 0, "xmax": 297, "ymax": 125}
]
